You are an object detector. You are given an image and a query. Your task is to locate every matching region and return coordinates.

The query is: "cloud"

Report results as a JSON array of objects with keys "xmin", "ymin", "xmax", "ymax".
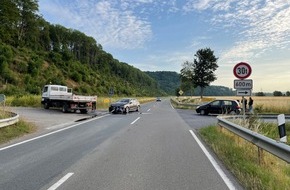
[
  {"xmin": 91, "ymin": 1, "xmax": 152, "ymax": 49},
  {"xmin": 39, "ymin": 0, "xmax": 153, "ymax": 49},
  {"xmin": 183, "ymin": 0, "xmax": 290, "ymax": 62}
]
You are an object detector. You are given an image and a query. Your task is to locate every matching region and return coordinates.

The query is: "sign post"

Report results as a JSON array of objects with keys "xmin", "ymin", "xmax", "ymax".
[
  {"xmin": 233, "ymin": 62, "xmax": 253, "ymax": 119},
  {"xmin": 108, "ymin": 88, "xmax": 114, "ymax": 104},
  {"xmin": 0, "ymin": 94, "xmax": 6, "ymax": 112}
]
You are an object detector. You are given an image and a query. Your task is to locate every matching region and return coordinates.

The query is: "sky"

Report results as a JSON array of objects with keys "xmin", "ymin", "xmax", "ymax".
[{"xmin": 38, "ymin": 0, "xmax": 290, "ymax": 93}]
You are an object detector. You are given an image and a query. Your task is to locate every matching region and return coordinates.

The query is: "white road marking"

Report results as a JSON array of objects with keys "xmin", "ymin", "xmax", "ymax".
[
  {"xmin": 140, "ymin": 113, "xmax": 152, "ymax": 115},
  {"xmin": 147, "ymin": 108, "xmax": 151, "ymax": 112},
  {"xmin": 131, "ymin": 117, "xmax": 140, "ymax": 125},
  {"xmin": 170, "ymin": 102, "xmax": 174, "ymax": 109},
  {"xmin": 47, "ymin": 172, "xmax": 74, "ymax": 190},
  {"xmin": 0, "ymin": 115, "xmax": 109, "ymax": 152},
  {"xmin": 189, "ymin": 130, "xmax": 236, "ymax": 190},
  {"xmin": 46, "ymin": 122, "xmax": 74, "ymax": 130}
]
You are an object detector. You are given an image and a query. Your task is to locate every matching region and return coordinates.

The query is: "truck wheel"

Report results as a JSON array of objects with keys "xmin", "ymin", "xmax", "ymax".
[
  {"xmin": 80, "ymin": 109, "xmax": 88, "ymax": 114},
  {"xmin": 44, "ymin": 102, "xmax": 49, "ymax": 109},
  {"xmin": 62, "ymin": 104, "xmax": 69, "ymax": 113}
]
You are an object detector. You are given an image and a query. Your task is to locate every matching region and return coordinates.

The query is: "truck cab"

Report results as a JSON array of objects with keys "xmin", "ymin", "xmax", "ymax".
[{"xmin": 42, "ymin": 85, "xmax": 72, "ymax": 98}]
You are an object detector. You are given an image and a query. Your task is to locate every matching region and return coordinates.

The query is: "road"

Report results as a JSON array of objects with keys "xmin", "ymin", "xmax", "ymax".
[{"xmin": 0, "ymin": 99, "xmax": 244, "ymax": 190}]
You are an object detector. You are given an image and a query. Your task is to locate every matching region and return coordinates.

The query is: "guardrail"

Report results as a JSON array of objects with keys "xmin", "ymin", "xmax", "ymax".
[
  {"xmin": 217, "ymin": 115, "xmax": 290, "ymax": 163},
  {"xmin": 0, "ymin": 112, "xmax": 19, "ymax": 128},
  {"xmin": 170, "ymin": 98, "xmax": 198, "ymax": 108}
]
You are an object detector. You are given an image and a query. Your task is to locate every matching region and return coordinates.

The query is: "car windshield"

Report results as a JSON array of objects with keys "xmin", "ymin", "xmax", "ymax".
[{"xmin": 118, "ymin": 99, "xmax": 130, "ymax": 103}]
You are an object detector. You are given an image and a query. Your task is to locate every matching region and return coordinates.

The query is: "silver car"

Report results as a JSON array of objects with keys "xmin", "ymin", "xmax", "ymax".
[{"xmin": 109, "ymin": 98, "xmax": 140, "ymax": 114}]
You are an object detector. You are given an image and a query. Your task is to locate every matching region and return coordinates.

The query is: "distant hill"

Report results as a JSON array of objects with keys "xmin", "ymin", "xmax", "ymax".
[
  {"xmin": 193, "ymin": 86, "xmax": 235, "ymax": 96},
  {"xmin": 145, "ymin": 71, "xmax": 236, "ymax": 96},
  {"xmin": 145, "ymin": 71, "xmax": 180, "ymax": 95}
]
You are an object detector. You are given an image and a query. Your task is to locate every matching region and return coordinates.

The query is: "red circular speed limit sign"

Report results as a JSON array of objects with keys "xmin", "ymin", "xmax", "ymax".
[{"xmin": 233, "ymin": 62, "xmax": 252, "ymax": 79}]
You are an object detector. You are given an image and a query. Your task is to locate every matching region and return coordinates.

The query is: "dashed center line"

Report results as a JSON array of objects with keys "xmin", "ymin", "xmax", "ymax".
[
  {"xmin": 47, "ymin": 172, "xmax": 74, "ymax": 190},
  {"xmin": 131, "ymin": 117, "xmax": 140, "ymax": 125}
]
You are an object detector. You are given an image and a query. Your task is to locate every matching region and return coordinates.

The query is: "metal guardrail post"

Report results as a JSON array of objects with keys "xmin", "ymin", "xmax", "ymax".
[{"xmin": 217, "ymin": 116, "xmax": 290, "ymax": 164}]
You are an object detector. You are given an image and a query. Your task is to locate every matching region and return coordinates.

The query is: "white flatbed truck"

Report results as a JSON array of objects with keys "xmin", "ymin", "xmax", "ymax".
[{"xmin": 41, "ymin": 85, "xmax": 97, "ymax": 113}]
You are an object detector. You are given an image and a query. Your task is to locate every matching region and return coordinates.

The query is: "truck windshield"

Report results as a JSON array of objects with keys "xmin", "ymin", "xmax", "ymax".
[{"xmin": 42, "ymin": 86, "xmax": 48, "ymax": 93}]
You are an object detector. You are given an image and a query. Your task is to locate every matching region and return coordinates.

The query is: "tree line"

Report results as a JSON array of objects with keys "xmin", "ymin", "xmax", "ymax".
[{"xmin": 0, "ymin": 0, "xmax": 161, "ymax": 96}]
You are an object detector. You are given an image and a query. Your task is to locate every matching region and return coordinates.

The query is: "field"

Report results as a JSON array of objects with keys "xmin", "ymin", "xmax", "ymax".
[{"xmin": 174, "ymin": 96, "xmax": 290, "ymax": 114}]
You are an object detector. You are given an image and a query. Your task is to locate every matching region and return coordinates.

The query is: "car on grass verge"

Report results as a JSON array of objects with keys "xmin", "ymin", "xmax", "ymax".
[
  {"xmin": 196, "ymin": 100, "xmax": 241, "ymax": 115},
  {"xmin": 109, "ymin": 98, "xmax": 140, "ymax": 114}
]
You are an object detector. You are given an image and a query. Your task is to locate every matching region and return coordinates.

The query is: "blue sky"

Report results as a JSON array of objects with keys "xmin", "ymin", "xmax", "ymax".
[{"xmin": 38, "ymin": 0, "xmax": 290, "ymax": 93}]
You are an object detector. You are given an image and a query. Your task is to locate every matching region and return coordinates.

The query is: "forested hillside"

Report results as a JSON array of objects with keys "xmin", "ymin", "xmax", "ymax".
[
  {"xmin": 145, "ymin": 71, "xmax": 180, "ymax": 95},
  {"xmin": 0, "ymin": 0, "xmax": 161, "ymax": 96}
]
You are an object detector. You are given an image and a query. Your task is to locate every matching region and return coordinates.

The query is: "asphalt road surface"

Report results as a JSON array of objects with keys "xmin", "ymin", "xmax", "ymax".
[{"xmin": 0, "ymin": 99, "xmax": 244, "ymax": 190}]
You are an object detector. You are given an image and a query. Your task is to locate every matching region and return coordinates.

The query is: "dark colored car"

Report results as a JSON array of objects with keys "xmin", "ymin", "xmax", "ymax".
[
  {"xmin": 196, "ymin": 100, "xmax": 241, "ymax": 115},
  {"xmin": 109, "ymin": 98, "xmax": 140, "ymax": 114}
]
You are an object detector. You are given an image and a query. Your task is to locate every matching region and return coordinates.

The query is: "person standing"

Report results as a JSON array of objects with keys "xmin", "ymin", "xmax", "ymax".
[
  {"xmin": 248, "ymin": 97, "xmax": 254, "ymax": 113},
  {"xmin": 241, "ymin": 98, "xmax": 247, "ymax": 111}
]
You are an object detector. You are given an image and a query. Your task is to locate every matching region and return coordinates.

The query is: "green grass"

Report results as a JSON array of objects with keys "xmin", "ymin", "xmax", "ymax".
[
  {"xmin": 231, "ymin": 115, "xmax": 290, "ymax": 145},
  {"xmin": 0, "ymin": 119, "xmax": 36, "ymax": 144},
  {"xmin": 199, "ymin": 126, "xmax": 290, "ymax": 190},
  {"xmin": 5, "ymin": 95, "xmax": 42, "ymax": 107}
]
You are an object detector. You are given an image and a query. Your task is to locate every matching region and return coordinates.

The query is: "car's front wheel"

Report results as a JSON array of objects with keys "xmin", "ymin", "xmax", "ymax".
[
  {"xmin": 124, "ymin": 107, "xmax": 129, "ymax": 114},
  {"xmin": 200, "ymin": 110, "xmax": 208, "ymax": 115}
]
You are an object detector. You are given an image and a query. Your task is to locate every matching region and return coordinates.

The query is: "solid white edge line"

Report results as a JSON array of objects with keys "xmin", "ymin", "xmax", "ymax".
[
  {"xmin": 0, "ymin": 115, "xmax": 109, "ymax": 152},
  {"xmin": 131, "ymin": 117, "xmax": 140, "ymax": 125},
  {"xmin": 47, "ymin": 172, "xmax": 74, "ymax": 190},
  {"xmin": 189, "ymin": 130, "xmax": 236, "ymax": 190}
]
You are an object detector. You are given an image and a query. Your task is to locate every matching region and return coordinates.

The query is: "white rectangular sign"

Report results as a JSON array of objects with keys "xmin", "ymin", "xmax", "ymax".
[
  {"xmin": 236, "ymin": 89, "xmax": 252, "ymax": 96},
  {"xmin": 0, "ymin": 94, "xmax": 5, "ymax": 103},
  {"xmin": 234, "ymin": 79, "xmax": 253, "ymax": 89}
]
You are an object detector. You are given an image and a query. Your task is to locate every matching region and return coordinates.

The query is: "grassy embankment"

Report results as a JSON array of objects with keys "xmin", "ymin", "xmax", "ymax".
[
  {"xmin": 0, "ymin": 95, "xmax": 155, "ymax": 144},
  {"xmin": 173, "ymin": 96, "xmax": 290, "ymax": 190}
]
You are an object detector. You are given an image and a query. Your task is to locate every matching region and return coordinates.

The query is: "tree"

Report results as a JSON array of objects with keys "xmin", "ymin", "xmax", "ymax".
[
  {"xmin": 180, "ymin": 61, "xmax": 194, "ymax": 96},
  {"xmin": 273, "ymin": 91, "xmax": 283, "ymax": 96},
  {"xmin": 286, "ymin": 91, "xmax": 290, "ymax": 96},
  {"xmin": 256, "ymin": 92, "xmax": 265, "ymax": 96},
  {"xmin": 180, "ymin": 48, "xmax": 218, "ymax": 98}
]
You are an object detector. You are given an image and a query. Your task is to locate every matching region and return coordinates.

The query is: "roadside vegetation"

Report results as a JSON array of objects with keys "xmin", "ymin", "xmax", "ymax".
[
  {"xmin": 199, "ymin": 125, "xmax": 290, "ymax": 190},
  {"xmin": 0, "ymin": 119, "xmax": 36, "ymax": 145},
  {"xmin": 3, "ymin": 95, "xmax": 156, "ymax": 110},
  {"xmin": 171, "ymin": 96, "xmax": 290, "ymax": 189}
]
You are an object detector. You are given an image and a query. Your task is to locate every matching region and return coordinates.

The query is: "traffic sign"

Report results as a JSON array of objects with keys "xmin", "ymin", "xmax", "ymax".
[
  {"xmin": 236, "ymin": 89, "xmax": 252, "ymax": 96},
  {"xmin": 179, "ymin": 90, "xmax": 184, "ymax": 96},
  {"xmin": 0, "ymin": 94, "xmax": 5, "ymax": 103},
  {"xmin": 109, "ymin": 88, "xmax": 114, "ymax": 96},
  {"xmin": 234, "ymin": 79, "xmax": 253, "ymax": 89},
  {"xmin": 233, "ymin": 62, "xmax": 252, "ymax": 79}
]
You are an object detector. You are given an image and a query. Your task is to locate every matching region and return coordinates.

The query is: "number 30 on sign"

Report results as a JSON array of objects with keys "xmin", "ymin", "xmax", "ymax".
[{"xmin": 233, "ymin": 62, "xmax": 252, "ymax": 79}]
